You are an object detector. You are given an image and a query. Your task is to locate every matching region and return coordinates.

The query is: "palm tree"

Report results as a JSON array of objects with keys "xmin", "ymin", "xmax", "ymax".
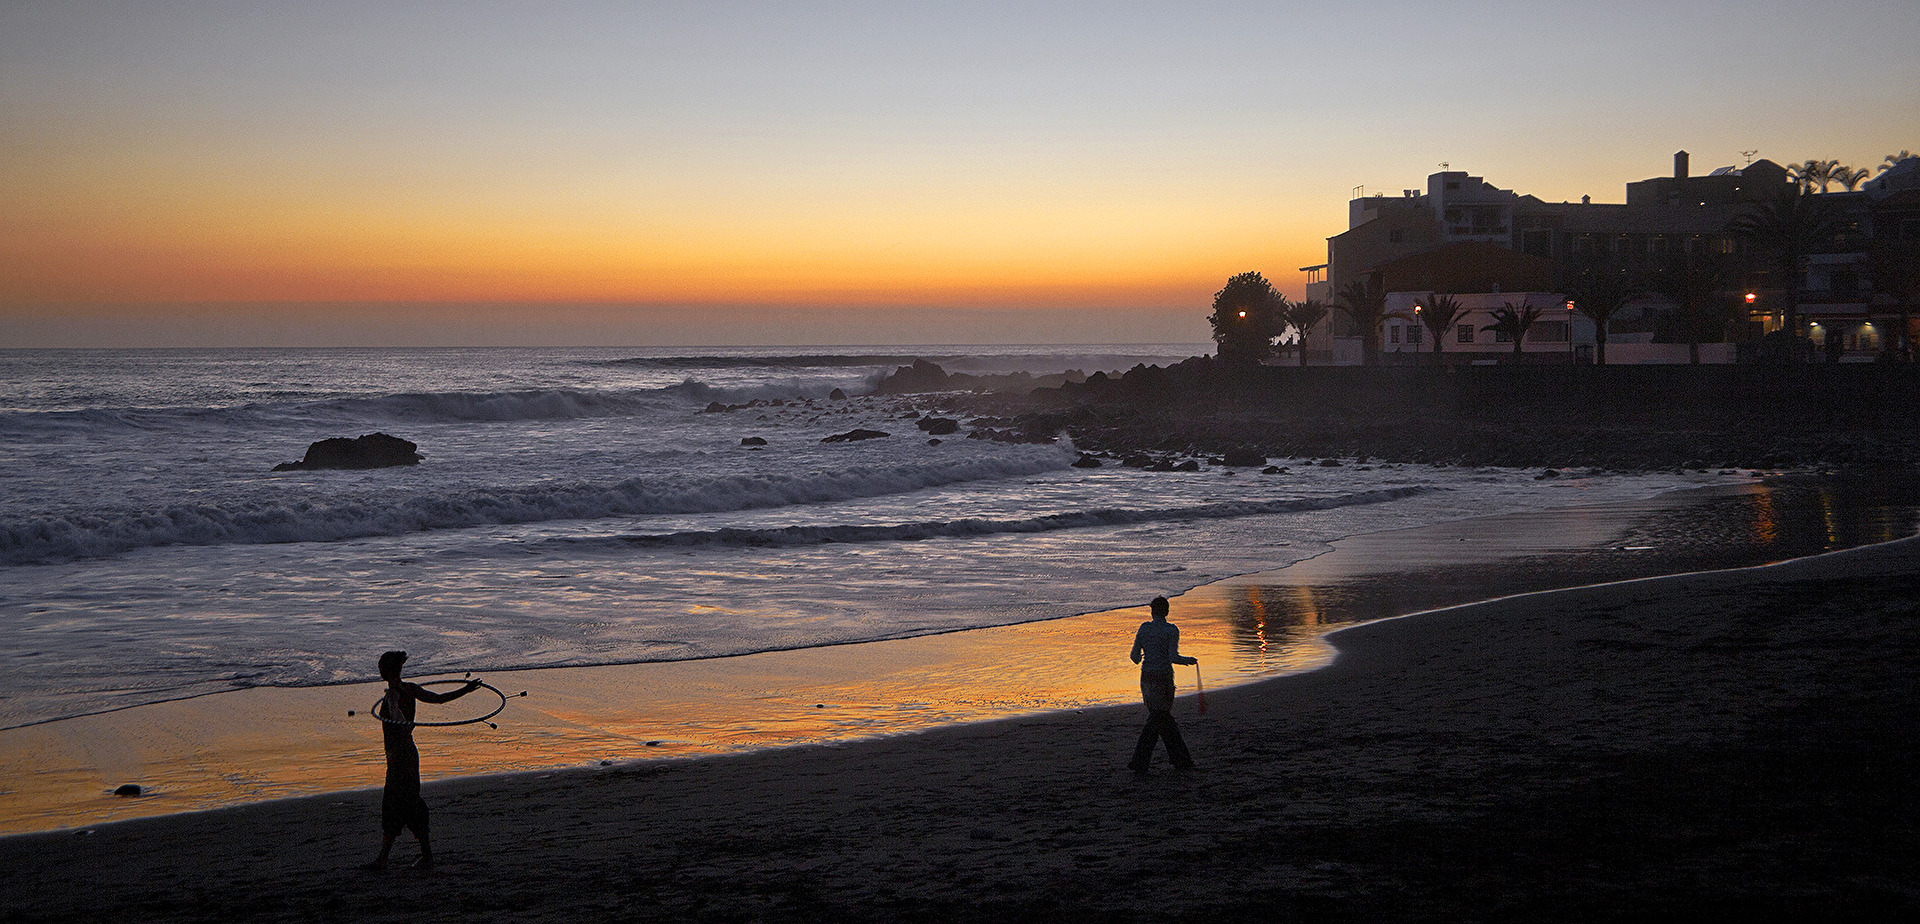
[
  {"xmin": 1561, "ymin": 260, "xmax": 1632, "ymax": 366},
  {"xmin": 1336, "ymin": 278, "xmax": 1388, "ymax": 366},
  {"xmin": 1788, "ymin": 159, "xmax": 1841, "ymax": 193},
  {"xmin": 1729, "ymin": 191, "xmax": 1840, "ymax": 341},
  {"xmin": 1481, "ymin": 300, "xmax": 1545, "ymax": 361},
  {"xmin": 1415, "ymin": 293, "xmax": 1466, "ymax": 364},
  {"xmin": 1832, "ymin": 166, "xmax": 1870, "ymax": 191},
  {"xmin": 1651, "ymin": 252, "xmax": 1735, "ymax": 364},
  {"xmin": 1881, "ymin": 151, "xmax": 1916, "ymax": 173},
  {"xmin": 1283, "ymin": 298, "xmax": 1331, "ymax": 367}
]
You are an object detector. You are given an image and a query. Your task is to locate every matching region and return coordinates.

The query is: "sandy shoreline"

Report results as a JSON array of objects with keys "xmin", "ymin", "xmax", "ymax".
[
  {"xmin": 7, "ymin": 476, "xmax": 1903, "ymax": 837},
  {"xmin": 6, "ymin": 527, "xmax": 1918, "ymax": 920}
]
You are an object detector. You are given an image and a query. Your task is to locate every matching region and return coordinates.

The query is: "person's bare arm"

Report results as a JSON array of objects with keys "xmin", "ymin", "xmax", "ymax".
[{"xmin": 410, "ymin": 680, "xmax": 481, "ymax": 704}]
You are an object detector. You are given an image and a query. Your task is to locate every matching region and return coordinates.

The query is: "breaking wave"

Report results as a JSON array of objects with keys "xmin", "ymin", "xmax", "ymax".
[
  {"xmin": 548, "ymin": 486, "xmax": 1435, "ymax": 551},
  {"xmin": 0, "ymin": 452, "xmax": 1078, "ymax": 565}
]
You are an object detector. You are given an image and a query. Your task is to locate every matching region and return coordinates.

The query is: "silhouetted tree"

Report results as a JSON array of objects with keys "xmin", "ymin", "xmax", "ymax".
[
  {"xmin": 1336, "ymin": 278, "xmax": 1388, "ymax": 366},
  {"xmin": 1282, "ymin": 298, "xmax": 1331, "ymax": 366},
  {"xmin": 1879, "ymin": 151, "xmax": 1915, "ymax": 174},
  {"xmin": 1415, "ymin": 293, "xmax": 1466, "ymax": 364},
  {"xmin": 1832, "ymin": 166, "xmax": 1870, "ymax": 191},
  {"xmin": 1560, "ymin": 259, "xmax": 1633, "ymax": 366},
  {"xmin": 1651, "ymin": 252, "xmax": 1737, "ymax": 364},
  {"xmin": 1482, "ymin": 300, "xmax": 1544, "ymax": 360},
  {"xmin": 1789, "ymin": 159, "xmax": 1842, "ymax": 194},
  {"xmin": 1208, "ymin": 271, "xmax": 1285, "ymax": 365},
  {"xmin": 1730, "ymin": 191, "xmax": 1839, "ymax": 343}
]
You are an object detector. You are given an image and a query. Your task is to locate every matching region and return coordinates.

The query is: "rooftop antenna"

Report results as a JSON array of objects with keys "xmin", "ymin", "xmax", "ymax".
[
  {"xmin": 1741, "ymin": 150, "xmax": 1758, "ymax": 165},
  {"xmin": 1439, "ymin": 162, "xmax": 1450, "ymax": 170}
]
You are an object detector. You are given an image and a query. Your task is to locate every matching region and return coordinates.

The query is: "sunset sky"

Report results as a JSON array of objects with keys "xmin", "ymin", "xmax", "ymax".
[{"xmin": 5, "ymin": 1, "xmax": 1917, "ymax": 346}]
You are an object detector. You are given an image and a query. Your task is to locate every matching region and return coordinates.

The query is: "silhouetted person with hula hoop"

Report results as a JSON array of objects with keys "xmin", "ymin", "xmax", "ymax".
[
  {"xmin": 1129, "ymin": 596, "xmax": 1197, "ymax": 775},
  {"xmin": 367, "ymin": 650, "xmax": 479, "ymax": 870}
]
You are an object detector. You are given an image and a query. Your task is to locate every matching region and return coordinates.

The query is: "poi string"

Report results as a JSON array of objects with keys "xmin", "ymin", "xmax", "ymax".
[{"xmin": 354, "ymin": 678, "xmax": 526, "ymax": 729}]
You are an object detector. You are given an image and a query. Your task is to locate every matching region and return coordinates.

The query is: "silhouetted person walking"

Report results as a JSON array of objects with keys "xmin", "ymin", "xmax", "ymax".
[
  {"xmin": 1129, "ymin": 596, "xmax": 1197, "ymax": 774},
  {"xmin": 367, "ymin": 650, "xmax": 479, "ymax": 870}
]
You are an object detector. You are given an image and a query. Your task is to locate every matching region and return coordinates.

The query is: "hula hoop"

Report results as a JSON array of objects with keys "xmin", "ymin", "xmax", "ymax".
[{"xmin": 369, "ymin": 679, "xmax": 509, "ymax": 728}]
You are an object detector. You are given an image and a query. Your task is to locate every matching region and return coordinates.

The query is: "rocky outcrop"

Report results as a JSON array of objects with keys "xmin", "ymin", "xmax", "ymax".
[
  {"xmin": 821, "ymin": 429, "xmax": 889, "ymax": 443},
  {"xmin": 273, "ymin": 433, "xmax": 421, "ymax": 471}
]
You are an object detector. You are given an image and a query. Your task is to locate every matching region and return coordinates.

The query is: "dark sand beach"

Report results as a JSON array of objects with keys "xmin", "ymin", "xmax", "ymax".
[{"xmin": 4, "ymin": 475, "xmax": 1919, "ymax": 921}]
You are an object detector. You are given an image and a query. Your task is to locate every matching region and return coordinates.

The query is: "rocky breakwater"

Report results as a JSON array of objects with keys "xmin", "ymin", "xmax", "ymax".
[{"xmin": 877, "ymin": 357, "xmax": 1920, "ymax": 472}]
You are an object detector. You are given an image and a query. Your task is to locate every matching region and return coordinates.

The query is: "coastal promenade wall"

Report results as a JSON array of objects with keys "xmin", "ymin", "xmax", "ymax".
[{"xmin": 1025, "ymin": 362, "xmax": 1920, "ymax": 469}]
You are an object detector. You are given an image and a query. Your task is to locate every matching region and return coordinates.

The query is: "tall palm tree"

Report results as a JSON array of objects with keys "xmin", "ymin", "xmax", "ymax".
[
  {"xmin": 1283, "ymin": 298, "xmax": 1332, "ymax": 367},
  {"xmin": 1561, "ymin": 260, "xmax": 1631, "ymax": 366},
  {"xmin": 1481, "ymin": 300, "xmax": 1544, "ymax": 361},
  {"xmin": 1881, "ymin": 151, "xmax": 1916, "ymax": 173},
  {"xmin": 1729, "ymin": 191, "xmax": 1840, "ymax": 341},
  {"xmin": 1336, "ymin": 278, "xmax": 1388, "ymax": 366},
  {"xmin": 1415, "ymin": 293, "xmax": 1466, "ymax": 364}
]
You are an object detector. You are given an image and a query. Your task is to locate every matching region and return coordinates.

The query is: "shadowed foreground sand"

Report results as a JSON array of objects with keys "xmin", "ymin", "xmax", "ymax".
[{"xmin": 5, "ymin": 538, "xmax": 1917, "ymax": 922}]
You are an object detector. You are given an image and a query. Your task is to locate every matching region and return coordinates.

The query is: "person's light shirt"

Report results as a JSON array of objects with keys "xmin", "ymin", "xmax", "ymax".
[{"xmin": 1131, "ymin": 620, "xmax": 1193, "ymax": 675}]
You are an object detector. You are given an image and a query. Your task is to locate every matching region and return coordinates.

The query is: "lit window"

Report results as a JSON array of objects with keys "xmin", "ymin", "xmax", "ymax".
[{"xmin": 1457, "ymin": 324, "xmax": 1474, "ymax": 344}]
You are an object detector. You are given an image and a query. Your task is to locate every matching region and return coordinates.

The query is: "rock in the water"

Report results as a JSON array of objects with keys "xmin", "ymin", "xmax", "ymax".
[
  {"xmin": 916, "ymin": 417, "xmax": 960, "ymax": 435},
  {"xmin": 741, "ymin": 436, "xmax": 768, "ymax": 446},
  {"xmin": 113, "ymin": 784, "xmax": 143, "ymax": 797},
  {"xmin": 272, "ymin": 433, "xmax": 421, "ymax": 471},
  {"xmin": 1172, "ymin": 459, "xmax": 1201, "ymax": 472},
  {"xmin": 828, "ymin": 388, "xmax": 848, "ymax": 401},
  {"xmin": 1223, "ymin": 448, "xmax": 1266, "ymax": 467},
  {"xmin": 1071, "ymin": 453, "xmax": 1102, "ymax": 468},
  {"xmin": 821, "ymin": 428, "xmax": 889, "ymax": 443}
]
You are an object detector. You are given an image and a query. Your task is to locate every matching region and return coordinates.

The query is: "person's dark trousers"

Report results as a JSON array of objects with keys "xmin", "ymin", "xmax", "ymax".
[{"xmin": 1130, "ymin": 672, "xmax": 1193, "ymax": 771}]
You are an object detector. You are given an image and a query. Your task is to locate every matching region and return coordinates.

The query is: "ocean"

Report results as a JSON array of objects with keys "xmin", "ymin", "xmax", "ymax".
[{"xmin": 0, "ymin": 345, "xmax": 1762, "ymax": 732}]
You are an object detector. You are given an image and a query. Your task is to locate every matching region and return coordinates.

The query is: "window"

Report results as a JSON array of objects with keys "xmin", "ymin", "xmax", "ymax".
[
  {"xmin": 1532, "ymin": 321, "xmax": 1569, "ymax": 343},
  {"xmin": 1407, "ymin": 325, "xmax": 1422, "ymax": 344},
  {"xmin": 1457, "ymin": 324, "xmax": 1474, "ymax": 344},
  {"xmin": 1493, "ymin": 328, "xmax": 1514, "ymax": 343},
  {"xmin": 1389, "ymin": 325, "xmax": 1401, "ymax": 344}
]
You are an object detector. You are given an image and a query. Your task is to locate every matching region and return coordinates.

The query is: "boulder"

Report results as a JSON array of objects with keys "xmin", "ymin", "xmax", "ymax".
[
  {"xmin": 1071, "ymin": 454, "xmax": 1102, "ymax": 468},
  {"xmin": 821, "ymin": 429, "xmax": 889, "ymax": 443},
  {"xmin": 916, "ymin": 417, "xmax": 960, "ymax": 435},
  {"xmin": 273, "ymin": 433, "xmax": 421, "ymax": 471},
  {"xmin": 741, "ymin": 437, "xmax": 768, "ymax": 446},
  {"xmin": 113, "ymin": 784, "xmax": 143, "ymax": 797},
  {"xmin": 828, "ymin": 388, "xmax": 848, "ymax": 401}
]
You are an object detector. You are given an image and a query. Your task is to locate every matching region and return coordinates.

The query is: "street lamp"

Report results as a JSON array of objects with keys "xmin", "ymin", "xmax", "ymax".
[{"xmin": 1565, "ymin": 300, "xmax": 1575, "ymax": 364}]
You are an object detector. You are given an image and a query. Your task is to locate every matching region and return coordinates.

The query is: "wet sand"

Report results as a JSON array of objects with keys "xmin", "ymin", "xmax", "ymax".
[
  {"xmin": 5, "ymin": 516, "xmax": 1918, "ymax": 920},
  {"xmin": 6, "ymin": 475, "xmax": 1911, "ymax": 836}
]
